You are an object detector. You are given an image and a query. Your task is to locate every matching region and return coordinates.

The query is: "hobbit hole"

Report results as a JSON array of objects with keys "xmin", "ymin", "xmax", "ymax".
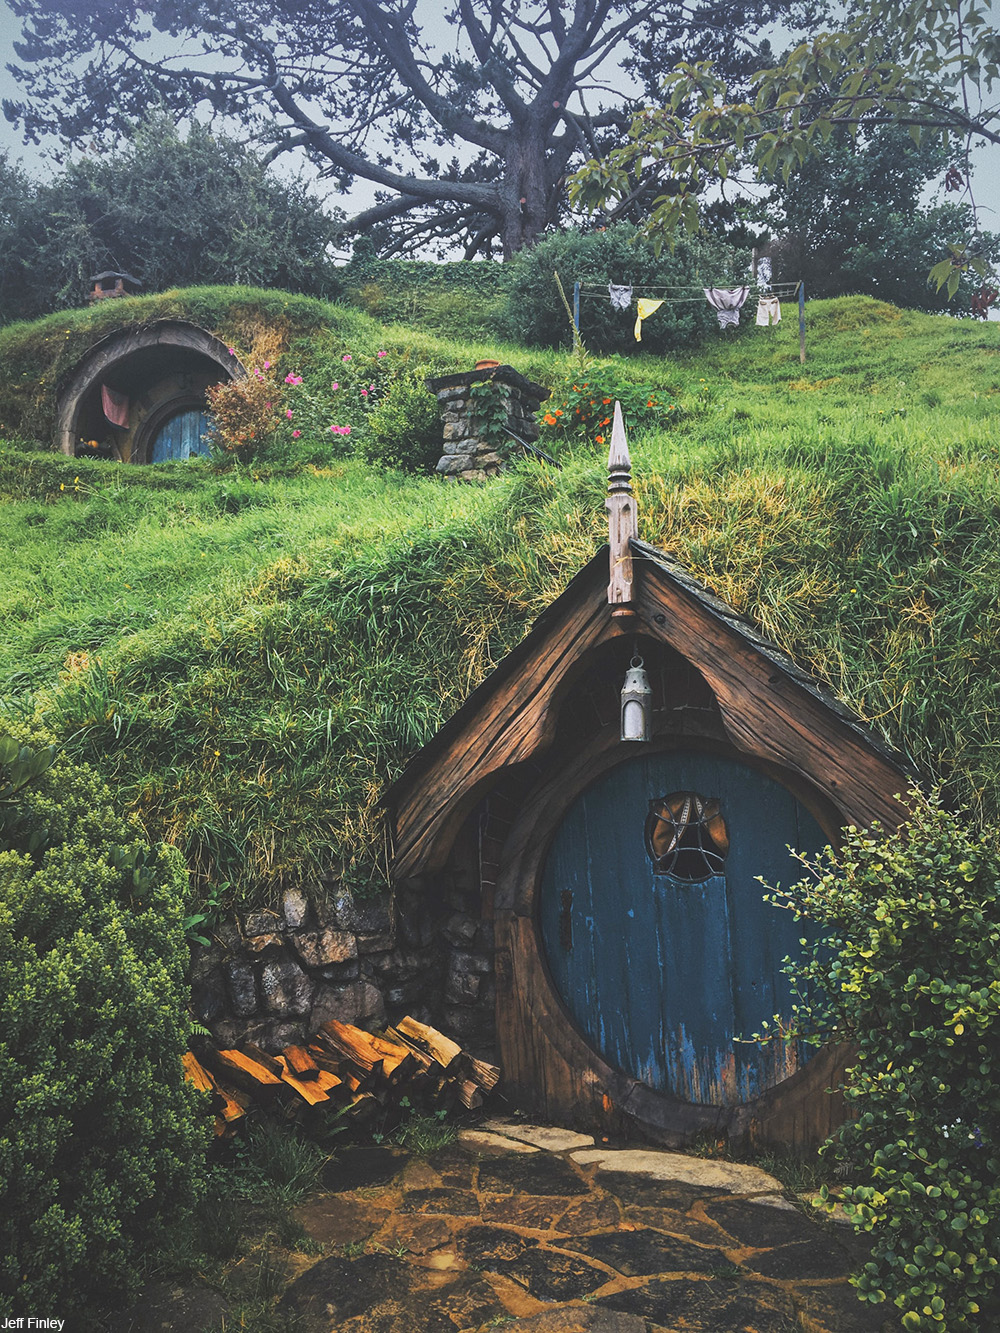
[
  {"xmin": 56, "ymin": 319, "xmax": 243, "ymax": 462},
  {"xmin": 385, "ymin": 402, "xmax": 914, "ymax": 1149}
]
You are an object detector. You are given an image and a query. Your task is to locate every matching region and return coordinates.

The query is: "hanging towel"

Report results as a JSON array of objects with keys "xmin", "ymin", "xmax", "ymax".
[
  {"xmin": 704, "ymin": 287, "xmax": 750, "ymax": 330},
  {"xmin": 756, "ymin": 296, "xmax": 782, "ymax": 327},
  {"xmin": 609, "ymin": 282, "xmax": 633, "ymax": 310},
  {"xmin": 756, "ymin": 257, "xmax": 773, "ymax": 290},
  {"xmin": 101, "ymin": 383, "xmax": 129, "ymax": 428},
  {"xmin": 634, "ymin": 297, "xmax": 664, "ymax": 341}
]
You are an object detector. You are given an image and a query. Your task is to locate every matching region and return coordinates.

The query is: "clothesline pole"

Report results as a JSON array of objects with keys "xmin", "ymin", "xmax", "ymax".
[
  {"xmin": 799, "ymin": 282, "xmax": 806, "ymax": 364},
  {"xmin": 573, "ymin": 281, "xmax": 581, "ymax": 334}
]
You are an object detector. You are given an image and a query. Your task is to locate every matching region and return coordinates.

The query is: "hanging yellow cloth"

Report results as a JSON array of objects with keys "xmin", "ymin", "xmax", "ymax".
[{"xmin": 634, "ymin": 297, "xmax": 664, "ymax": 341}]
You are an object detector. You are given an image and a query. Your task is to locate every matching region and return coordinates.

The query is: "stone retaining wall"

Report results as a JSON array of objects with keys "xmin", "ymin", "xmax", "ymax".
[{"xmin": 190, "ymin": 879, "xmax": 496, "ymax": 1057}]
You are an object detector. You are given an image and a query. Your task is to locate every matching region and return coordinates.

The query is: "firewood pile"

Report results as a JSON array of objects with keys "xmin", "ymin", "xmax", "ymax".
[{"xmin": 183, "ymin": 1016, "xmax": 500, "ymax": 1137}]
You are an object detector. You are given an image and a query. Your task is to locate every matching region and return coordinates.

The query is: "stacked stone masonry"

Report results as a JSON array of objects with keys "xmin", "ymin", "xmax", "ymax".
[
  {"xmin": 427, "ymin": 365, "xmax": 550, "ymax": 481},
  {"xmin": 190, "ymin": 878, "xmax": 497, "ymax": 1058}
]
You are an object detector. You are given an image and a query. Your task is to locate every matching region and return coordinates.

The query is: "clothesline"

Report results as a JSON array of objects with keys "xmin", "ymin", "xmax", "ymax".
[{"xmin": 577, "ymin": 281, "xmax": 802, "ymax": 297}]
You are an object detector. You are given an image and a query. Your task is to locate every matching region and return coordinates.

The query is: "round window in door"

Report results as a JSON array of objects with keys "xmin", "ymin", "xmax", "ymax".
[
  {"xmin": 539, "ymin": 751, "xmax": 825, "ymax": 1106},
  {"xmin": 150, "ymin": 408, "xmax": 212, "ymax": 462}
]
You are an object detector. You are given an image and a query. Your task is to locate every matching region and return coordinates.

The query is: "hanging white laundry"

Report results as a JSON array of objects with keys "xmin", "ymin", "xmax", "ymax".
[
  {"xmin": 704, "ymin": 287, "xmax": 750, "ymax": 329},
  {"xmin": 756, "ymin": 297, "xmax": 782, "ymax": 327},
  {"xmin": 756, "ymin": 257, "xmax": 773, "ymax": 291},
  {"xmin": 608, "ymin": 283, "xmax": 633, "ymax": 310}
]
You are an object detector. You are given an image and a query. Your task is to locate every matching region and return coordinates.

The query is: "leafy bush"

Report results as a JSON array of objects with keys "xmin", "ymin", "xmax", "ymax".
[
  {"xmin": 357, "ymin": 368, "xmax": 442, "ymax": 472},
  {"xmin": 499, "ymin": 224, "xmax": 732, "ymax": 355},
  {"xmin": 540, "ymin": 367, "xmax": 683, "ymax": 451},
  {"xmin": 0, "ymin": 724, "xmax": 210, "ymax": 1315},
  {"xmin": 767, "ymin": 790, "xmax": 1000, "ymax": 1330}
]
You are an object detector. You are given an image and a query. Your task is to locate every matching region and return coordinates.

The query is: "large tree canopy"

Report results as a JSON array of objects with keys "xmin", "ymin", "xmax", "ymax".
[
  {"xmin": 4, "ymin": 0, "xmax": 790, "ymax": 258},
  {"xmin": 571, "ymin": 0, "xmax": 1000, "ymax": 301}
]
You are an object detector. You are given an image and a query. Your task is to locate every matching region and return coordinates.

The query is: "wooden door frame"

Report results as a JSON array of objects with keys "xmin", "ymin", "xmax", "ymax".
[{"xmin": 493, "ymin": 725, "xmax": 851, "ymax": 1149}]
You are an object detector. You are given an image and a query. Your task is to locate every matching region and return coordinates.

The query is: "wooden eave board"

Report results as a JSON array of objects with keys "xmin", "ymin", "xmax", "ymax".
[
  {"xmin": 388, "ymin": 552, "xmax": 617, "ymax": 877},
  {"xmin": 632, "ymin": 539, "xmax": 913, "ymax": 826}
]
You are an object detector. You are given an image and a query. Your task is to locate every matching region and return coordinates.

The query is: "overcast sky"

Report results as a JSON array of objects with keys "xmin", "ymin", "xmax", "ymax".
[{"xmin": 1, "ymin": 0, "xmax": 997, "ymax": 263}]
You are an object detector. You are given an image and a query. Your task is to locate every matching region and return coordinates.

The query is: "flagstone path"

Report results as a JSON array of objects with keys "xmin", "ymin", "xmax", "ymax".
[{"xmin": 277, "ymin": 1118, "xmax": 892, "ymax": 1333}]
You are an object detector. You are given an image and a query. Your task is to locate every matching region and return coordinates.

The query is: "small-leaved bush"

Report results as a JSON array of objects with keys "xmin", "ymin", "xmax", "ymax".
[
  {"xmin": 357, "ymin": 368, "xmax": 441, "ymax": 472},
  {"xmin": 766, "ymin": 789, "xmax": 1000, "ymax": 1330},
  {"xmin": 0, "ymin": 723, "xmax": 210, "ymax": 1316}
]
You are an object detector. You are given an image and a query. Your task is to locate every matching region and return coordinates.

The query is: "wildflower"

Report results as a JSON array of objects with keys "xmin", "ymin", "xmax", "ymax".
[
  {"xmin": 332, "ymin": 382, "xmax": 339, "ymax": 391},
  {"xmin": 602, "ymin": 398, "xmax": 611, "ymax": 405},
  {"xmin": 263, "ymin": 361, "xmax": 271, "ymax": 370},
  {"xmin": 555, "ymin": 409, "xmax": 563, "ymax": 416},
  {"xmin": 284, "ymin": 373, "xmax": 302, "ymax": 385},
  {"xmin": 543, "ymin": 413, "xmax": 557, "ymax": 425},
  {"xmin": 227, "ymin": 346, "xmax": 236, "ymax": 355},
  {"xmin": 601, "ymin": 417, "xmax": 610, "ymax": 426},
  {"xmin": 342, "ymin": 354, "xmax": 352, "ymax": 362},
  {"xmin": 377, "ymin": 350, "xmax": 387, "ymax": 358},
  {"xmin": 292, "ymin": 430, "xmax": 301, "ymax": 438},
  {"xmin": 369, "ymin": 384, "xmax": 375, "ymax": 391},
  {"xmin": 360, "ymin": 389, "xmax": 368, "ymax": 397},
  {"xmin": 595, "ymin": 434, "xmax": 606, "ymax": 445}
]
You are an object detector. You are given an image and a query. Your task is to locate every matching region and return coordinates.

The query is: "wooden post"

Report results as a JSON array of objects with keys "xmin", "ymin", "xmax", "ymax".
[
  {"xmin": 573, "ymin": 281, "xmax": 581, "ymax": 334},
  {"xmin": 798, "ymin": 281, "xmax": 806, "ymax": 365},
  {"xmin": 606, "ymin": 402, "xmax": 637, "ymax": 611}
]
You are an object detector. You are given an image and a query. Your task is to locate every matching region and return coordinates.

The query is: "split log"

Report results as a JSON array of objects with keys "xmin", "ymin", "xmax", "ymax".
[
  {"xmin": 208, "ymin": 1048, "xmax": 284, "ymax": 1100},
  {"xmin": 457, "ymin": 1079, "xmax": 484, "ymax": 1111},
  {"xmin": 283, "ymin": 1045, "xmax": 321, "ymax": 1079},
  {"xmin": 470, "ymin": 1057, "xmax": 501, "ymax": 1092},
  {"xmin": 182, "ymin": 1051, "xmax": 215, "ymax": 1093},
  {"xmin": 275, "ymin": 1055, "xmax": 331, "ymax": 1106}
]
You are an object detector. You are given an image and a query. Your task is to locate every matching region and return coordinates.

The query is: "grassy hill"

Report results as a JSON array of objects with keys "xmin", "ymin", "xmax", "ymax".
[{"xmin": 2, "ymin": 287, "xmax": 998, "ymax": 914}]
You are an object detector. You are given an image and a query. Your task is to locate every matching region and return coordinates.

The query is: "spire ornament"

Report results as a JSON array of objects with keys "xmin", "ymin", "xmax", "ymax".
[{"xmin": 606, "ymin": 401, "xmax": 637, "ymax": 613}]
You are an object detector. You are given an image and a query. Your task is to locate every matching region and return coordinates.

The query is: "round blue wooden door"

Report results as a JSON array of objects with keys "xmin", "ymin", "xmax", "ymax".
[
  {"xmin": 150, "ymin": 409, "xmax": 211, "ymax": 462},
  {"xmin": 539, "ymin": 751, "xmax": 825, "ymax": 1106}
]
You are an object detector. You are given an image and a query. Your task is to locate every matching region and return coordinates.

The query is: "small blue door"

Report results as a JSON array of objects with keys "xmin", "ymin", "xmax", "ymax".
[
  {"xmin": 150, "ymin": 409, "xmax": 211, "ymax": 462},
  {"xmin": 539, "ymin": 751, "xmax": 825, "ymax": 1106}
]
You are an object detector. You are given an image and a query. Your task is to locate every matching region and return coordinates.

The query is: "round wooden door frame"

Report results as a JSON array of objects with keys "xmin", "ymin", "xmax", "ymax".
[{"xmin": 493, "ymin": 726, "xmax": 851, "ymax": 1147}]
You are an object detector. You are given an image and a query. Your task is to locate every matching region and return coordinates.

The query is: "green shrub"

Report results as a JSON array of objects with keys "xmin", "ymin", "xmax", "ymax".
[
  {"xmin": 767, "ymin": 790, "xmax": 1000, "ymax": 1330},
  {"xmin": 499, "ymin": 225, "xmax": 734, "ymax": 355},
  {"xmin": 357, "ymin": 368, "xmax": 442, "ymax": 472},
  {"xmin": 0, "ymin": 723, "xmax": 210, "ymax": 1315},
  {"xmin": 539, "ymin": 367, "xmax": 684, "ymax": 452}
]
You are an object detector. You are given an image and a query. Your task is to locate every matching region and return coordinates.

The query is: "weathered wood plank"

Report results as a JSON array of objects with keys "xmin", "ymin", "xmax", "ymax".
[{"xmin": 390, "ymin": 560, "xmax": 622, "ymax": 877}]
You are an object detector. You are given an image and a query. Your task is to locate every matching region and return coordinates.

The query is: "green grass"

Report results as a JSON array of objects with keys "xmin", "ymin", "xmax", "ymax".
[{"xmin": 2, "ymin": 290, "xmax": 999, "ymax": 914}]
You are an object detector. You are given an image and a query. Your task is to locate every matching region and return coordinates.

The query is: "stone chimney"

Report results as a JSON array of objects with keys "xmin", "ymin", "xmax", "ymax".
[{"xmin": 426, "ymin": 364, "xmax": 551, "ymax": 481}]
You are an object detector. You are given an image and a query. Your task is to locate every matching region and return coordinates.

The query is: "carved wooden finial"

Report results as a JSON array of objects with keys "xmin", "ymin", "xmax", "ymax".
[{"xmin": 606, "ymin": 401, "xmax": 637, "ymax": 609}]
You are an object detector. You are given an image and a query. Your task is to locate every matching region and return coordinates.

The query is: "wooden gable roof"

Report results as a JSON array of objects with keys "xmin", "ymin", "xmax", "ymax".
[{"xmin": 387, "ymin": 412, "xmax": 913, "ymax": 881}]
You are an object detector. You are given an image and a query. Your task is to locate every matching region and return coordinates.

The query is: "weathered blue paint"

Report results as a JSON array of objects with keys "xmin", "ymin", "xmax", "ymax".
[
  {"xmin": 539, "ymin": 751, "xmax": 825, "ymax": 1106},
  {"xmin": 150, "ymin": 409, "xmax": 211, "ymax": 462}
]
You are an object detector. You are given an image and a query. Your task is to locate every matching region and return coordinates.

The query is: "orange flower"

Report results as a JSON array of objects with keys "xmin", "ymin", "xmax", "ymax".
[
  {"xmin": 543, "ymin": 413, "xmax": 557, "ymax": 424},
  {"xmin": 602, "ymin": 398, "xmax": 611, "ymax": 405},
  {"xmin": 595, "ymin": 434, "xmax": 605, "ymax": 444},
  {"xmin": 601, "ymin": 417, "xmax": 611, "ymax": 426},
  {"xmin": 555, "ymin": 409, "xmax": 563, "ymax": 416}
]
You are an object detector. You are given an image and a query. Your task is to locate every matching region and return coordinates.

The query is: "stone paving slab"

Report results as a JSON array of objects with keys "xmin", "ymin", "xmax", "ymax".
[{"xmin": 276, "ymin": 1121, "xmax": 891, "ymax": 1333}]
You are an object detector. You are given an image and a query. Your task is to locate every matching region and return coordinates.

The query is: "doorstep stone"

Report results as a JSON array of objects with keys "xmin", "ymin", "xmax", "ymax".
[
  {"xmin": 570, "ymin": 1148, "xmax": 784, "ymax": 1196},
  {"xmin": 482, "ymin": 1117, "xmax": 596, "ymax": 1153}
]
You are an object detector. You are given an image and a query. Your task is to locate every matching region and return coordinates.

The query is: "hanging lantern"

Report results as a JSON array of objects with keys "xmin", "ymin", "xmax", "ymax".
[{"xmin": 620, "ymin": 654, "xmax": 652, "ymax": 742}]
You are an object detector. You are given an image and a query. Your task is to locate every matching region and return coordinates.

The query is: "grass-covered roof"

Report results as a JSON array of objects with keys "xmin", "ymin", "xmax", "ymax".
[{"xmin": 1, "ymin": 287, "xmax": 998, "ymax": 911}]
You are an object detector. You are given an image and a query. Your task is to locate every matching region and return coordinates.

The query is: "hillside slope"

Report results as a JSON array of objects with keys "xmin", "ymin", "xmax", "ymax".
[{"xmin": 2, "ymin": 290, "xmax": 998, "ymax": 910}]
